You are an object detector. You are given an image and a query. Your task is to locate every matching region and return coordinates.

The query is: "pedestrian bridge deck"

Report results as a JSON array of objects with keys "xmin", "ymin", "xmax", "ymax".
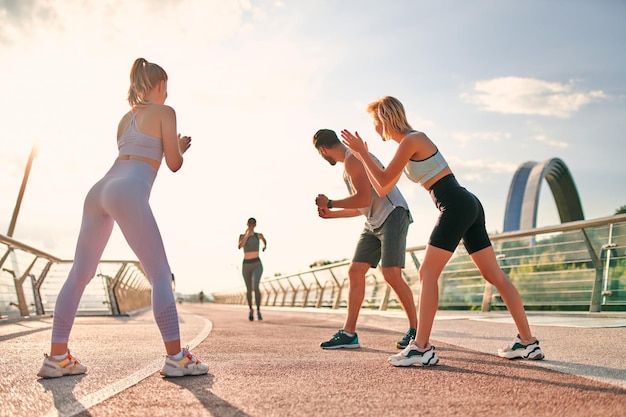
[{"xmin": 2, "ymin": 304, "xmax": 625, "ymax": 417}]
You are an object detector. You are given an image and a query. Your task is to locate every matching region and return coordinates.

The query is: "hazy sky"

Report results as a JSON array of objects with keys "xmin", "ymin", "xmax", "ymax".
[{"xmin": 1, "ymin": 0, "xmax": 624, "ymax": 295}]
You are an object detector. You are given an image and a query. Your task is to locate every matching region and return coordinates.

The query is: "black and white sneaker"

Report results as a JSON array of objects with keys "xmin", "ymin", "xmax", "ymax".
[
  {"xmin": 498, "ymin": 335, "xmax": 544, "ymax": 360},
  {"xmin": 320, "ymin": 329, "xmax": 360, "ymax": 349},
  {"xmin": 388, "ymin": 341, "xmax": 439, "ymax": 367}
]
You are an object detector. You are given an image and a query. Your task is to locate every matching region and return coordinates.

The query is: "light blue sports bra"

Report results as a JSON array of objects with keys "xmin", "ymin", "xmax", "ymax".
[
  {"xmin": 117, "ymin": 111, "xmax": 164, "ymax": 162},
  {"xmin": 403, "ymin": 131, "xmax": 449, "ymax": 186}
]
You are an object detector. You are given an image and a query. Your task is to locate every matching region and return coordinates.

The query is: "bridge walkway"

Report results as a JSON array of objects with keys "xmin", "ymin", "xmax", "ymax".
[{"xmin": 1, "ymin": 304, "xmax": 625, "ymax": 416}]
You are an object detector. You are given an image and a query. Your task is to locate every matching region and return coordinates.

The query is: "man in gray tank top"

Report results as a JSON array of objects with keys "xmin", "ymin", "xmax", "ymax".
[{"xmin": 312, "ymin": 129, "xmax": 418, "ymax": 350}]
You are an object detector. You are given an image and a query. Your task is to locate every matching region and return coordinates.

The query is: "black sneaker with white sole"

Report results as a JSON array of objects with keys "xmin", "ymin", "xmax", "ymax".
[
  {"xmin": 396, "ymin": 327, "xmax": 416, "ymax": 349},
  {"xmin": 320, "ymin": 329, "xmax": 360, "ymax": 349}
]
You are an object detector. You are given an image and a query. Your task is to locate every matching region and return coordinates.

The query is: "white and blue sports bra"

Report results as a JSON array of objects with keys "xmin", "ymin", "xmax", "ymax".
[{"xmin": 403, "ymin": 131, "xmax": 449, "ymax": 186}]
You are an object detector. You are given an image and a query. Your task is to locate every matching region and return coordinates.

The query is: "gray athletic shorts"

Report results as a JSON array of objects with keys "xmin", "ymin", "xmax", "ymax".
[{"xmin": 352, "ymin": 206, "xmax": 410, "ymax": 268}]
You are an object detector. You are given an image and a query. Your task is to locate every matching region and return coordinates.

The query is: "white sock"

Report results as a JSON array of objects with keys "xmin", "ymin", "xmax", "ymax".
[
  {"xmin": 342, "ymin": 331, "xmax": 355, "ymax": 337},
  {"xmin": 51, "ymin": 351, "xmax": 69, "ymax": 361},
  {"xmin": 172, "ymin": 351, "xmax": 184, "ymax": 360}
]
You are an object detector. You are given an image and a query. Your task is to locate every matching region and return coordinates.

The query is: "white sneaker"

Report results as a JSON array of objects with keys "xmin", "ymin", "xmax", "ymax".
[
  {"xmin": 37, "ymin": 350, "xmax": 87, "ymax": 378},
  {"xmin": 388, "ymin": 341, "xmax": 439, "ymax": 367},
  {"xmin": 160, "ymin": 346, "xmax": 209, "ymax": 377},
  {"xmin": 498, "ymin": 336, "xmax": 545, "ymax": 360}
]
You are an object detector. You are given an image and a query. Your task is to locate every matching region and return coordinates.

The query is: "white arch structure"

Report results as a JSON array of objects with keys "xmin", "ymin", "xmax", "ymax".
[{"xmin": 503, "ymin": 158, "xmax": 584, "ymax": 232}]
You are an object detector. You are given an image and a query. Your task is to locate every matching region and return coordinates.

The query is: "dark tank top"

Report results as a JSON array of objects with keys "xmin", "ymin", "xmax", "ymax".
[{"xmin": 243, "ymin": 233, "xmax": 260, "ymax": 253}]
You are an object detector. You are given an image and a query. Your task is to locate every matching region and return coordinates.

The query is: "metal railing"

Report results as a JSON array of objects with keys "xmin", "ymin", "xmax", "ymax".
[
  {"xmin": 0, "ymin": 233, "xmax": 151, "ymax": 319},
  {"xmin": 212, "ymin": 214, "xmax": 626, "ymax": 313}
]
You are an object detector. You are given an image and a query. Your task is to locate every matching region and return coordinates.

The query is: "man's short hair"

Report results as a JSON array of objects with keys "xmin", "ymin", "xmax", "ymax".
[{"xmin": 313, "ymin": 129, "xmax": 341, "ymax": 149}]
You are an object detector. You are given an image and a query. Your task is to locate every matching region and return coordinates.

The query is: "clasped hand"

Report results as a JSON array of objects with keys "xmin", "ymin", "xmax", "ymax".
[
  {"xmin": 178, "ymin": 134, "xmax": 192, "ymax": 153},
  {"xmin": 315, "ymin": 194, "xmax": 331, "ymax": 219},
  {"xmin": 315, "ymin": 193, "xmax": 329, "ymax": 208}
]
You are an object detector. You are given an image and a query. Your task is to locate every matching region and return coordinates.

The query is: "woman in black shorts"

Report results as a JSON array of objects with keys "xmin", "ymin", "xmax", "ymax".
[{"xmin": 341, "ymin": 96, "xmax": 544, "ymax": 366}]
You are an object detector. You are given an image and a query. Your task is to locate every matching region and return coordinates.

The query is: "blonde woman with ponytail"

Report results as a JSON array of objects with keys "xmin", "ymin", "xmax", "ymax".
[{"xmin": 38, "ymin": 58, "xmax": 208, "ymax": 379}]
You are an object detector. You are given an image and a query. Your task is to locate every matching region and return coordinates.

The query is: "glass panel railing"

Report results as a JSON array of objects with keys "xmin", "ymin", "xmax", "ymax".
[
  {"xmin": 0, "ymin": 233, "xmax": 151, "ymax": 318},
  {"xmin": 213, "ymin": 213, "xmax": 626, "ymax": 312}
]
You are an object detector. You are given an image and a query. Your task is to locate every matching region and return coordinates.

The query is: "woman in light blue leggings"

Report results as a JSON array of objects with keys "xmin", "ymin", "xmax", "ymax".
[{"xmin": 38, "ymin": 58, "xmax": 207, "ymax": 379}]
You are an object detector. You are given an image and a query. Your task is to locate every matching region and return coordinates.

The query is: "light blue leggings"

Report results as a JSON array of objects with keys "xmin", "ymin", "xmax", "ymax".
[{"xmin": 52, "ymin": 160, "xmax": 180, "ymax": 343}]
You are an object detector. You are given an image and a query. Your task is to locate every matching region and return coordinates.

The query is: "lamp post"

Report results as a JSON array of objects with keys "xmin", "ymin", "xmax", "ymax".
[{"xmin": 7, "ymin": 142, "xmax": 39, "ymax": 237}]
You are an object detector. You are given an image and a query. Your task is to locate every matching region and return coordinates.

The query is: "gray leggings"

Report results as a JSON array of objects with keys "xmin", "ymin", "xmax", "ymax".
[
  {"xmin": 242, "ymin": 258, "xmax": 263, "ymax": 309},
  {"xmin": 52, "ymin": 160, "xmax": 180, "ymax": 344}
]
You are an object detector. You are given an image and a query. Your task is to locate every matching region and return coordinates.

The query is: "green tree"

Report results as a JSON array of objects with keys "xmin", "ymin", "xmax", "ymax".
[{"xmin": 615, "ymin": 205, "xmax": 626, "ymax": 215}]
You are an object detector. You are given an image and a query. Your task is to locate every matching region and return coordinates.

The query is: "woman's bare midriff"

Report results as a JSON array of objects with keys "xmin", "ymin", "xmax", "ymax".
[
  {"xmin": 117, "ymin": 155, "xmax": 160, "ymax": 170},
  {"xmin": 244, "ymin": 252, "xmax": 260, "ymax": 260},
  {"xmin": 421, "ymin": 166, "xmax": 453, "ymax": 191}
]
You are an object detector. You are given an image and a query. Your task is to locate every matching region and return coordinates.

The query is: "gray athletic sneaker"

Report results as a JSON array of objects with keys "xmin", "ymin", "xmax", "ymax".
[
  {"xmin": 498, "ymin": 336, "xmax": 545, "ymax": 360},
  {"xmin": 37, "ymin": 350, "xmax": 87, "ymax": 378},
  {"xmin": 160, "ymin": 346, "xmax": 209, "ymax": 377},
  {"xmin": 388, "ymin": 342, "xmax": 439, "ymax": 367},
  {"xmin": 320, "ymin": 329, "xmax": 360, "ymax": 349}
]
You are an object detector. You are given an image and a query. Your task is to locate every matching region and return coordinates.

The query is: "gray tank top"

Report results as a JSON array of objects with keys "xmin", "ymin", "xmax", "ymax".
[
  {"xmin": 344, "ymin": 152, "xmax": 412, "ymax": 230},
  {"xmin": 242, "ymin": 233, "xmax": 260, "ymax": 253}
]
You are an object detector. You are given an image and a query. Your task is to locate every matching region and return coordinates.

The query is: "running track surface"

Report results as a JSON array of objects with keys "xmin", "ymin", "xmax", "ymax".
[{"xmin": 2, "ymin": 304, "xmax": 625, "ymax": 417}]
